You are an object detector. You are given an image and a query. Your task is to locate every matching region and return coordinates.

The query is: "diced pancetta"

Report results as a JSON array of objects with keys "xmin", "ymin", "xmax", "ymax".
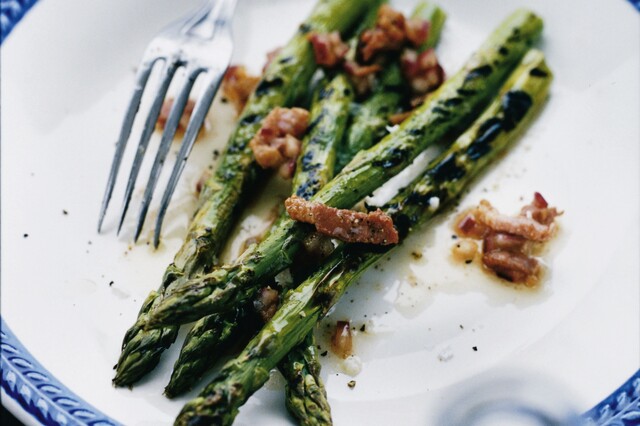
[
  {"xmin": 157, "ymin": 98, "xmax": 197, "ymax": 133},
  {"xmin": 359, "ymin": 5, "xmax": 408, "ymax": 62},
  {"xmin": 404, "ymin": 17, "xmax": 430, "ymax": 47},
  {"xmin": 475, "ymin": 199, "xmax": 556, "ymax": 242},
  {"xmin": 482, "ymin": 250, "xmax": 540, "ymax": 285},
  {"xmin": 222, "ymin": 65, "xmax": 261, "ymax": 114},
  {"xmin": 308, "ymin": 31, "xmax": 349, "ymax": 68},
  {"xmin": 452, "ymin": 193, "xmax": 562, "ymax": 286},
  {"xmin": 331, "ymin": 321, "xmax": 353, "ymax": 359},
  {"xmin": 285, "ymin": 195, "xmax": 399, "ymax": 245},
  {"xmin": 249, "ymin": 107, "xmax": 309, "ymax": 179},
  {"xmin": 400, "ymin": 48, "xmax": 445, "ymax": 95},
  {"xmin": 253, "ymin": 287, "xmax": 280, "ymax": 323}
]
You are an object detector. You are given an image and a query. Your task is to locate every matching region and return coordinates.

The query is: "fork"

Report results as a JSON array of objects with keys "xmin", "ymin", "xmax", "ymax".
[{"xmin": 97, "ymin": 0, "xmax": 236, "ymax": 247}]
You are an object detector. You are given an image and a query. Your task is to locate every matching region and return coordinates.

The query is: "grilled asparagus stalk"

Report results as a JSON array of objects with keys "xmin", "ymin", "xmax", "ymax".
[
  {"xmin": 147, "ymin": 9, "xmax": 544, "ymax": 329},
  {"xmin": 279, "ymin": 333, "xmax": 332, "ymax": 426},
  {"xmin": 166, "ymin": 3, "xmax": 446, "ymax": 398},
  {"xmin": 112, "ymin": 0, "xmax": 372, "ymax": 387},
  {"xmin": 174, "ymin": 48, "xmax": 553, "ymax": 426},
  {"xmin": 165, "ymin": 74, "xmax": 354, "ymax": 403},
  {"xmin": 164, "ymin": 0, "xmax": 398, "ymax": 402},
  {"xmin": 335, "ymin": 2, "xmax": 447, "ymax": 172},
  {"xmin": 163, "ymin": 309, "xmax": 243, "ymax": 398}
]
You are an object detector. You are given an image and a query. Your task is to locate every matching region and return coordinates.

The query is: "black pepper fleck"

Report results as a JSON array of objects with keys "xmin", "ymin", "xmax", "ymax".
[
  {"xmin": 23, "ymin": 233, "xmax": 29, "ymax": 238},
  {"xmin": 348, "ymin": 380, "xmax": 356, "ymax": 389},
  {"xmin": 360, "ymin": 324, "xmax": 366, "ymax": 332},
  {"xmin": 472, "ymin": 346, "xmax": 478, "ymax": 351},
  {"xmin": 63, "ymin": 210, "xmax": 68, "ymax": 215},
  {"xmin": 109, "ymin": 281, "xmax": 114, "ymax": 286}
]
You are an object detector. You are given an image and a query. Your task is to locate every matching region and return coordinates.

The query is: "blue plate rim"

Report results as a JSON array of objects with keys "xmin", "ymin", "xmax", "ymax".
[{"xmin": 3, "ymin": 318, "xmax": 639, "ymax": 425}]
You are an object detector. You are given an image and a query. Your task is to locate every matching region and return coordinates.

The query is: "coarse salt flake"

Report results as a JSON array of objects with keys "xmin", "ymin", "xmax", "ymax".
[
  {"xmin": 386, "ymin": 124, "xmax": 400, "ymax": 133},
  {"xmin": 428, "ymin": 196, "xmax": 440, "ymax": 210},
  {"xmin": 437, "ymin": 346, "xmax": 454, "ymax": 362},
  {"xmin": 339, "ymin": 355, "xmax": 363, "ymax": 376}
]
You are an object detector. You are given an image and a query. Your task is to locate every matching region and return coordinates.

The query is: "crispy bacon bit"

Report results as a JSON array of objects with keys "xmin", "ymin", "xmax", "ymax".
[
  {"xmin": 222, "ymin": 65, "xmax": 260, "ymax": 114},
  {"xmin": 452, "ymin": 193, "xmax": 562, "ymax": 286},
  {"xmin": 456, "ymin": 212, "xmax": 489, "ymax": 239},
  {"xmin": 249, "ymin": 107, "xmax": 309, "ymax": 179},
  {"xmin": 405, "ymin": 18, "xmax": 430, "ymax": 46},
  {"xmin": 401, "ymin": 48, "xmax": 445, "ymax": 94},
  {"xmin": 195, "ymin": 169, "xmax": 212, "ymax": 195},
  {"xmin": 263, "ymin": 47, "xmax": 283, "ymax": 73},
  {"xmin": 483, "ymin": 232, "xmax": 529, "ymax": 254},
  {"xmin": 253, "ymin": 287, "xmax": 280, "ymax": 323},
  {"xmin": 359, "ymin": 5, "xmax": 431, "ymax": 62},
  {"xmin": 520, "ymin": 192, "xmax": 562, "ymax": 225},
  {"xmin": 482, "ymin": 250, "xmax": 540, "ymax": 285},
  {"xmin": 308, "ymin": 31, "xmax": 349, "ymax": 68},
  {"xmin": 157, "ymin": 98, "xmax": 198, "ymax": 134},
  {"xmin": 360, "ymin": 5, "xmax": 408, "ymax": 62},
  {"xmin": 343, "ymin": 60, "xmax": 382, "ymax": 77},
  {"xmin": 285, "ymin": 195, "xmax": 399, "ymax": 245},
  {"xmin": 331, "ymin": 321, "xmax": 353, "ymax": 359},
  {"xmin": 475, "ymin": 199, "xmax": 556, "ymax": 242},
  {"xmin": 343, "ymin": 60, "xmax": 382, "ymax": 94}
]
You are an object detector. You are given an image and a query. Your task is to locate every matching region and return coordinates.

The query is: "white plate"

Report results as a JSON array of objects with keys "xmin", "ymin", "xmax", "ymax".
[{"xmin": 2, "ymin": 0, "xmax": 639, "ymax": 425}]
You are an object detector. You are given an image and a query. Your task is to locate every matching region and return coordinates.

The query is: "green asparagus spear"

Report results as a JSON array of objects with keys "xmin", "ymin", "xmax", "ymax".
[
  {"xmin": 168, "ymin": 0, "xmax": 373, "ymax": 278},
  {"xmin": 174, "ymin": 49, "xmax": 553, "ymax": 426},
  {"xmin": 164, "ymin": 0, "xmax": 391, "ymax": 400},
  {"xmin": 279, "ymin": 333, "xmax": 332, "ymax": 426},
  {"xmin": 147, "ymin": 9, "xmax": 544, "ymax": 329},
  {"xmin": 335, "ymin": 2, "xmax": 447, "ymax": 172},
  {"xmin": 418, "ymin": 2, "xmax": 446, "ymax": 50},
  {"xmin": 163, "ymin": 309, "xmax": 243, "ymax": 398},
  {"xmin": 112, "ymin": 0, "xmax": 373, "ymax": 388},
  {"xmin": 165, "ymin": 74, "xmax": 354, "ymax": 400}
]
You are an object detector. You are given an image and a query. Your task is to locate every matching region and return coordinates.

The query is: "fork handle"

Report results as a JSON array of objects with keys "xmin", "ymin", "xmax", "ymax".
[{"xmin": 185, "ymin": 0, "xmax": 237, "ymax": 36}]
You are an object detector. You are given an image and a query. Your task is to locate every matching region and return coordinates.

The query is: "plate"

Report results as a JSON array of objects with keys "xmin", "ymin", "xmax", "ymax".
[{"xmin": 1, "ymin": 0, "xmax": 639, "ymax": 425}]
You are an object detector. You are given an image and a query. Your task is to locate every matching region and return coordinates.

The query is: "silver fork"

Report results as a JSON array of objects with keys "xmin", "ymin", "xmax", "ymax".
[{"xmin": 97, "ymin": 0, "xmax": 236, "ymax": 247}]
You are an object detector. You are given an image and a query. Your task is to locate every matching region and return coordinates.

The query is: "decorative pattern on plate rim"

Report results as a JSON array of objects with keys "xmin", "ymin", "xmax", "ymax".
[
  {"xmin": 582, "ymin": 370, "xmax": 640, "ymax": 426},
  {"xmin": 1, "ymin": 319, "xmax": 120, "ymax": 426},
  {"xmin": 0, "ymin": 0, "xmax": 38, "ymax": 42},
  {"xmin": 2, "ymin": 316, "xmax": 639, "ymax": 426}
]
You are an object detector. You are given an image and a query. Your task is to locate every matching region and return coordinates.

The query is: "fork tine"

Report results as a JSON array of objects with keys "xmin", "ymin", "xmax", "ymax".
[
  {"xmin": 133, "ymin": 67, "xmax": 204, "ymax": 242},
  {"xmin": 97, "ymin": 59, "xmax": 159, "ymax": 232},
  {"xmin": 153, "ymin": 70, "xmax": 225, "ymax": 247},
  {"xmin": 116, "ymin": 57, "xmax": 181, "ymax": 235}
]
